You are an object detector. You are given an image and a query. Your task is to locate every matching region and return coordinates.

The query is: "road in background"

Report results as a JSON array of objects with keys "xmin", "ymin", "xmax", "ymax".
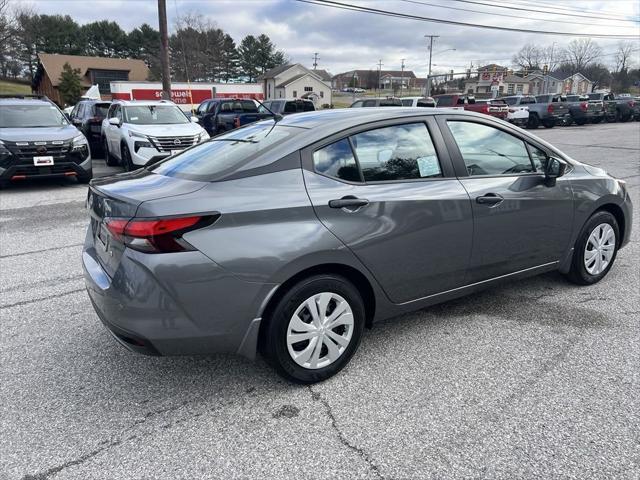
[{"xmin": 1, "ymin": 122, "xmax": 638, "ymax": 479}]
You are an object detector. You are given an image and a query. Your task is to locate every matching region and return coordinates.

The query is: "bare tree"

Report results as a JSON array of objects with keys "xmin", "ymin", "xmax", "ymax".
[
  {"xmin": 539, "ymin": 44, "xmax": 560, "ymax": 72},
  {"xmin": 561, "ymin": 38, "xmax": 602, "ymax": 74},
  {"xmin": 613, "ymin": 41, "xmax": 637, "ymax": 73},
  {"xmin": 512, "ymin": 43, "xmax": 543, "ymax": 71}
]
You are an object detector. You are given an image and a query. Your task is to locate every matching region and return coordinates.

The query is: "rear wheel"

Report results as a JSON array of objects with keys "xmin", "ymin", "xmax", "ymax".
[
  {"xmin": 565, "ymin": 211, "xmax": 619, "ymax": 285},
  {"xmin": 575, "ymin": 118, "xmax": 587, "ymax": 126},
  {"xmin": 527, "ymin": 113, "xmax": 540, "ymax": 129},
  {"xmin": 591, "ymin": 117, "xmax": 602, "ymax": 124},
  {"xmin": 262, "ymin": 274, "xmax": 365, "ymax": 384},
  {"xmin": 542, "ymin": 118, "xmax": 556, "ymax": 128}
]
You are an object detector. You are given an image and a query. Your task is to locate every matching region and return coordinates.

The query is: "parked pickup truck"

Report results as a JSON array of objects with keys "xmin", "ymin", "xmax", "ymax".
[
  {"xmin": 433, "ymin": 94, "xmax": 508, "ymax": 120},
  {"xmin": 195, "ymin": 98, "xmax": 272, "ymax": 136},
  {"xmin": 518, "ymin": 94, "xmax": 570, "ymax": 128},
  {"xmin": 488, "ymin": 98, "xmax": 529, "ymax": 127},
  {"xmin": 562, "ymin": 94, "xmax": 605, "ymax": 125},
  {"xmin": 586, "ymin": 93, "xmax": 638, "ymax": 122}
]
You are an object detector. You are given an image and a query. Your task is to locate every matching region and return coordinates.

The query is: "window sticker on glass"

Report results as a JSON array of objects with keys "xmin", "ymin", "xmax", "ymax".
[
  {"xmin": 417, "ymin": 155, "xmax": 441, "ymax": 177},
  {"xmin": 130, "ymin": 117, "xmax": 139, "ymax": 121}
]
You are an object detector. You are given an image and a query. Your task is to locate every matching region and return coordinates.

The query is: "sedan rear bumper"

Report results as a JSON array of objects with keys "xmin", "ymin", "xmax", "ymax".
[{"xmin": 82, "ymin": 226, "xmax": 276, "ymax": 359}]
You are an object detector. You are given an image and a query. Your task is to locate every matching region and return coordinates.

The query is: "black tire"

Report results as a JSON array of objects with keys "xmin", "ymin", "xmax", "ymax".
[
  {"xmin": 575, "ymin": 118, "xmax": 587, "ymax": 126},
  {"xmin": 0, "ymin": 179, "xmax": 9, "ymax": 189},
  {"xmin": 542, "ymin": 118, "xmax": 556, "ymax": 128},
  {"xmin": 121, "ymin": 143, "xmax": 134, "ymax": 171},
  {"xmin": 77, "ymin": 168, "xmax": 93, "ymax": 184},
  {"xmin": 565, "ymin": 211, "xmax": 620, "ymax": 286},
  {"xmin": 527, "ymin": 113, "xmax": 540, "ymax": 129},
  {"xmin": 262, "ymin": 274, "xmax": 365, "ymax": 384},
  {"xmin": 591, "ymin": 117, "xmax": 602, "ymax": 124},
  {"xmin": 104, "ymin": 138, "xmax": 118, "ymax": 167}
]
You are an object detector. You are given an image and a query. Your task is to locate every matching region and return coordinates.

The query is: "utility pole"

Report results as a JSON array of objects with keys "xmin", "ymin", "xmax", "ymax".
[
  {"xmin": 158, "ymin": 0, "xmax": 171, "ymax": 100},
  {"xmin": 312, "ymin": 53, "xmax": 319, "ymax": 70},
  {"xmin": 424, "ymin": 35, "xmax": 439, "ymax": 97},
  {"xmin": 400, "ymin": 59, "xmax": 405, "ymax": 97},
  {"xmin": 377, "ymin": 59, "xmax": 383, "ymax": 95}
]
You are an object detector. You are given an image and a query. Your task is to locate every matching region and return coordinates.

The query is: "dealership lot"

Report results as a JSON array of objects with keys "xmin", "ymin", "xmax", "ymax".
[{"xmin": 1, "ymin": 123, "xmax": 638, "ymax": 479}]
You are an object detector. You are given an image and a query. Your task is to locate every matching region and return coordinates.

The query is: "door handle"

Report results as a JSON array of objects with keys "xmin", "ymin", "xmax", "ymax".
[
  {"xmin": 328, "ymin": 196, "xmax": 369, "ymax": 209},
  {"xmin": 476, "ymin": 193, "xmax": 504, "ymax": 205}
]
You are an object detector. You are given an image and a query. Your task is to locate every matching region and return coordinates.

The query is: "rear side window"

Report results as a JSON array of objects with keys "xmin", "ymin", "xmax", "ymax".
[
  {"xmin": 352, "ymin": 123, "xmax": 442, "ymax": 181},
  {"xmin": 401, "ymin": 99, "xmax": 413, "ymax": 106},
  {"xmin": 380, "ymin": 99, "xmax": 401, "ymax": 107},
  {"xmin": 447, "ymin": 121, "xmax": 534, "ymax": 176},
  {"xmin": 302, "ymin": 101, "xmax": 315, "ymax": 112},
  {"xmin": 284, "ymin": 102, "xmax": 297, "ymax": 113},
  {"xmin": 151, "ymin": 122, "xmax": 299, "ymax": 181},
  {"xmin": 94, "ymin": 103, "xmax": 110, "ymax": 117},
  {"xmin": 313, "ymin": 138, "xmax": 360, "ymax": 182},
  {"xmin": 363, "ymin": 100, "xmax": 376, "ymax": 107}
]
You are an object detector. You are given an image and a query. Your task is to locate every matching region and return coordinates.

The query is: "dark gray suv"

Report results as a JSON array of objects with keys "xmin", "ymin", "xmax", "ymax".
[
  {"xmin": 0, "ymin": 95, "xmax": 92, "ymax": 188},
  {"xmin": 83, "ymin": 108, "xmax": 632, "ymax": 383}
]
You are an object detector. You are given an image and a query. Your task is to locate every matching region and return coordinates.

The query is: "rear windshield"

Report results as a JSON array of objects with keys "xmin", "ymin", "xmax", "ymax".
[
  {"xmin": 220, "ymin": 101, "xmax": 258, "ymax": 113},
  {"xmin": 416, "ymin": 99, "xmax": 435, "ymax": 107},
  {"xmin": 0, "ymin": 104, "xmax": 68, "ymax": 128},
  {"xmin": 150, "ymin": 121, "xmax": 299, "ymax": 181},
  {"xmin": 587, "ymin": 94, "xmax": 601, "ymax": 100},
  {"xmin": 94, "ymin": 103, "xmax": 110, "ymax": 117},
  {"xmin": 435, "ymin": 96, "xmax": 454, "ymax": 107}
]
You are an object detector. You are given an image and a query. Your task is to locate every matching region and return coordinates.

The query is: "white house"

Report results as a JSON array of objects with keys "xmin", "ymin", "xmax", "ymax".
[{"xmin": 258, "ymin": 64, "xmax": 332, "ymax": 105}]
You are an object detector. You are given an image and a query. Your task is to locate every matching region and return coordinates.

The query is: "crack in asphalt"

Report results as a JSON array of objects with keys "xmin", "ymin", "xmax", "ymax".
[
  {"xmin": 308, "ymin": 386, "xmax": 385, "ymax": 480},
  {"xmin": 21, "ymin": 401, "xmax": 193, "ymax": 480},
  {"xmin": 0, "ymin": 288, "xmax": 86, "ymax": 310},
  {"xmin": 0, "ymin": 243, "xmax": 84, "ymax": 259}
]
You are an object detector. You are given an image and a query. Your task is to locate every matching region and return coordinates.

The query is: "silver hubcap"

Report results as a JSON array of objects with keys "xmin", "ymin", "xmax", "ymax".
[
  {"xmin": 584, "ymin": 223, "xmax": 616, "ymax": 275},
  {"xmin": 286, "ymin": 292, "xmax": 354, "ymax": 370}
]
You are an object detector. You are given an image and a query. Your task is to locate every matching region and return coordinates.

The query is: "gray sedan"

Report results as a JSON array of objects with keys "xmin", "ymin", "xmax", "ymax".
[{"xmin": 83, "ymin": 108, "xmax": 633, "ymax": 383}]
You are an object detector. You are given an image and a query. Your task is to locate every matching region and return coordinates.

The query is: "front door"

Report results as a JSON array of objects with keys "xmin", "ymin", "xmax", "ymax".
[
  {"xmin": 438, "ymin": 117, "xmax": 574, "ymax": 282},
  {"xmin": 303, "ymin": 119, "xmax": 473, "ymax": 304}
]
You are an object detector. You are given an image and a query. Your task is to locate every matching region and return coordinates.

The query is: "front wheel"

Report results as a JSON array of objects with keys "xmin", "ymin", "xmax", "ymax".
[
  {"xmin": 121, "ymin": 144, "xmax": 135, "ymax": 171},
  {"xmin": 565, "ymin": 211, "xmax": 619, "ymax": 285},
  {"xmin": 103, "ymin": 138, "xmax": 118, "ymax": 167},
  {"xmin": 527, "ymin": 113, "xmax": 540, "ymax": 129},
  {"xmin": 542, "ymin": 118, "xmax": 556, "ymax": 128},
  {"xmin": 262, "ymin": 275, "xmax": 365, "ymax": 384}
]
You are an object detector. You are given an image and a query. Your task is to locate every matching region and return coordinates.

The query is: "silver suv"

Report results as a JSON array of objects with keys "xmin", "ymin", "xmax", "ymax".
[{"xmin": 0, "ymin": 95, "xmax": 91, "ymax": 188}]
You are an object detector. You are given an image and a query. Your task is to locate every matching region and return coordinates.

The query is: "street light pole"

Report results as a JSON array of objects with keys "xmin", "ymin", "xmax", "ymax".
[
  {"xmin": 158, "ymin": 0, "xmax": 171, "ymax": 101},
  {"xmin": 425, "ymin": 35, "xmax": 439, "ymax": 97}
]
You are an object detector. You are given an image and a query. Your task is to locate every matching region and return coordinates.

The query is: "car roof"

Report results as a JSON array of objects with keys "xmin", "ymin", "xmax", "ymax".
[
  {"xmin": 0, "ymin": 97, "xmax": 55, "ymax": 106},
  {"xmin": 113, "ymin": 100, "xmax": 177, "ymax": 107}
]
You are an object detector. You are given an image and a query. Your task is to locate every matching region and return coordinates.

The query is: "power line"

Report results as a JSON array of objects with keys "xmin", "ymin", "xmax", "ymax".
[
  {"xmin": 397, "ymin": 0, "xmax": 637, "ymax": 28},
  {"xmin": 449, "ymin": 0, "xmax": 639, "ymax": 24},
  {"xmin": 295, "ymin": 0, "xmax": 640, "ymax": 38},
  {"xmin": 501, "ymin": 0, "xmax": 639, "ymax": 21}
]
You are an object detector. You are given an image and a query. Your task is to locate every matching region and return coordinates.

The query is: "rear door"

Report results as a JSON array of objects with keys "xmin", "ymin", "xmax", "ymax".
[
  {"xmin": 437, "ymin": 115, "xmax": 574, "ymax": 282},
  {"xmin": 302, "ymin": 117, "xmax": 473, "ymax": 304}
]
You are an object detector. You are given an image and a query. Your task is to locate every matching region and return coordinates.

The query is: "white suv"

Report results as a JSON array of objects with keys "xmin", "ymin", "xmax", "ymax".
[{"xmin": 102, "ymin": 100, "xmax": 209, "ymax": 169}]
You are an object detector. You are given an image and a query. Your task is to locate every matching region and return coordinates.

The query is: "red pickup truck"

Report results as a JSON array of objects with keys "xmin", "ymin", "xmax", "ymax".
[{"xmin": 433, "ymin": 94, "xmax": 508, "ymax": 120}]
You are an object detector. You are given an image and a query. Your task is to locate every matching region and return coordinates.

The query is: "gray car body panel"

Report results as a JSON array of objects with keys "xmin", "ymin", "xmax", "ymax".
[{"xmin": 83, "ymin": 108, "xmax": 633, "ymax": 360}]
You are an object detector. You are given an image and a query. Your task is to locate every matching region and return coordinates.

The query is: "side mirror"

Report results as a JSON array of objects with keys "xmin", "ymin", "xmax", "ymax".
[
  {"xmin": 108, "ymin": 117, "xmax": 121, "ymax": 127},
  {"xmin": 190, "ymin": 116, "xmax": 199, "ymax": 123},
  {"xmin": 544, "ymin": 157, "xmax": 567, "ymax": 186}
]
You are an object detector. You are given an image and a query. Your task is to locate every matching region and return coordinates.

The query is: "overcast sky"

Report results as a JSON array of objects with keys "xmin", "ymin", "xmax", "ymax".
[{"xmin": 28, "ymin": 0, "xmax": 640, "ymax": 77}]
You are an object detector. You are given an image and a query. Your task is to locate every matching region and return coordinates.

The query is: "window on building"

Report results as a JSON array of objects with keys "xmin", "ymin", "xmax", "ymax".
[
  {"xmin": 304, "ymin": 86, "xmax": 313, "ymax": 92},
  {"xmin": 507, "ymin": 84, "xmax": 514, "ymax": 94},
  {"xmin": 89, "ymin": 69, "xmax": 129, "ymax": 94},
  {"xmin": 268, "ymin": 83, "xmax": 271, "ymax": 98},
  {"xmin": 320, "ymin": 91, "xmax": 324, "ymax": 98},
  {"xmin": 516, "ymin": 84, "xmax": 523, "ymax": 93},
  {"xmin": 293, "ymin": 90, "xmax": 297, "ymax": 98}
]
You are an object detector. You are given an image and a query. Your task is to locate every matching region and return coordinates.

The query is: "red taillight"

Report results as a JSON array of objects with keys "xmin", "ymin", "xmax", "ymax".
[
  {"xmin": 629, "ymin": 100, "xmax": 636, "ymax": 107},
  {"xmin": 104, "ymin": 215, "xmax": 215, "ymax": 253},
  {"xmin": 233, "ymin": 117, "xmax": 241, "ymax": 128},
  {"xmin": 580, "ymin": 102, "xmax": 588, "ymax": 111},
  {"xmin": 547, "ymin": 104, "xmax": 554, "ymax": 113}
]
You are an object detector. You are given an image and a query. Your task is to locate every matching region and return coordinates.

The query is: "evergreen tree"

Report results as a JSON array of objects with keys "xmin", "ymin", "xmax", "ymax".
[
  {"xmin": 58, "ymin": 62, "xmax": 82, "ymax": 106},
  {"xmin": 82, "ymin": 20, "xmax": 128, "ymax": 57},
  {"xmin": 219, "ymin": 34, "xmax": 239, "ymax": 83}
]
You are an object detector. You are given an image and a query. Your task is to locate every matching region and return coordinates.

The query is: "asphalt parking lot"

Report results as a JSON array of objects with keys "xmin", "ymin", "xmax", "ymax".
[{"xmin": 1, "ymin": 122, "xmax": 639, "ymax": 480}]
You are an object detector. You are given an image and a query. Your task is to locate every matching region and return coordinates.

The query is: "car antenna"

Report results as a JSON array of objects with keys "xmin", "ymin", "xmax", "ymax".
[{"xmin": 254, "ymin": 98, "xmax": 283, "ymax": 122}]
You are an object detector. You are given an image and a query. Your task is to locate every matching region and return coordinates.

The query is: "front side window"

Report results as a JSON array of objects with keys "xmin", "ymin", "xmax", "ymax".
[
  {"xmin": 363, "ymin": 100, "xmax": 376, "ymax": 107},
  {"xmin": 351, "ymin": 123, "xmax": 442, "ymax": 181},
  {"xmin": 313, "ymin": 138, "xmax": 360, "ymax": 182},
  {"xmin": 351, "ymin": 101, "xmax": 363, "ymax": 108},
  {"xmin": 447, "ymin": 121, "xmax": 533, "ymax": 176},
  {"xmin": 401, "ymin": 99, "xmax": 413, "ymax": 106},
  {"xmin": 436, "ymin": 96, "xmax": 454, "ymax": 107},
  {"xmin": 123, "ymin": 105, "xmax": 188, "ymax": 125},
  {"xmin": 0, "ymin": 104, "xmax": 68, "ymax": 128}
]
